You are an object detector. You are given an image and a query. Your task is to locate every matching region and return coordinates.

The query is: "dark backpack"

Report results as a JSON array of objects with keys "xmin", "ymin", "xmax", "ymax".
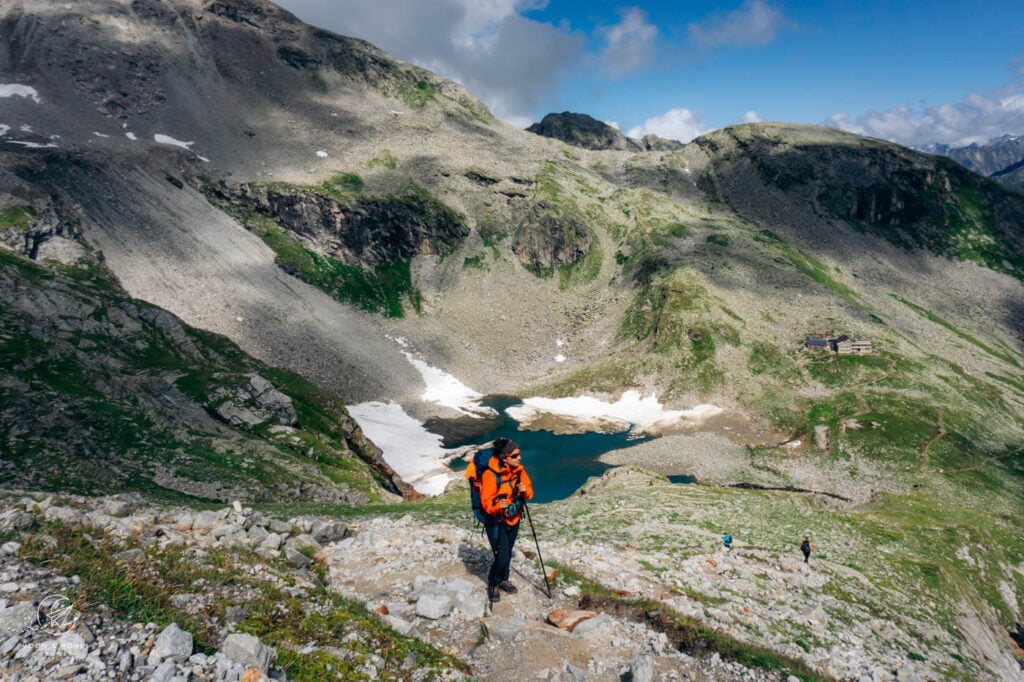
[{"xmin": 469, "ymin": 447, "xmax": 499, "ymax": 526}]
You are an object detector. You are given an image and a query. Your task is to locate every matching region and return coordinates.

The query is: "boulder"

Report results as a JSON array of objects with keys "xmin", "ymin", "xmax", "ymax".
[
  {"xmin": 221, "ymin": 633, "xmax": 275, "ymax": 672},
  {"xmin": 148, "ymin": 623, "xmax": 193, "ymax": 666}
]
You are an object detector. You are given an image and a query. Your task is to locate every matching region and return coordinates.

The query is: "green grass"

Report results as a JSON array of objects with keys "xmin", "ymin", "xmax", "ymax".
[
  {"xmin": 245, "ymin": 214, "xmax": 420, "ymax": 317},
  {"xmin": 368, "ymin": 150, "xmax": 398, "ymax": 169},
  {"xmin": 395, "ymin": 80, "xmax": 437, "ymax": 108},
  {"xmin": 706, "ymin": 233, "xmax": 730, "ymax": 247},
  {"xmin": 463, "ymin": 252, "xmax": 487, "ymax": 269},
  {"xmin": 748, "ymin": 342, "xmax": 801, "ymax": 381},
  {"xmin": 0, "ymin": 204, "xmax": 35, "ymax": 231},
  {"xmin": 318, "ymin": 172, "xmax": 364, "ymax": 199},
  {"xmin": 557, "ymin": 229, "xmax": 602, "ymax": 288}
]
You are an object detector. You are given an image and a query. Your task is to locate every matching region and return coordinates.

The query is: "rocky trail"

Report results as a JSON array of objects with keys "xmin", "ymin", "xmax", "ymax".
[{"xmin": 0, "ymin": 473, "xmax": 975, "ymax": 681}]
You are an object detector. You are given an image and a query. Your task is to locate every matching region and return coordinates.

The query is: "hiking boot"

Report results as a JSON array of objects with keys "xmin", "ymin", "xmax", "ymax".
[
  {"xmin": 498, "ymin": 580, "xmax": 518, "ymax": 594},
  {"xmin": 488, "ymin": 586, "xmax": 500, "ymax": 602}
]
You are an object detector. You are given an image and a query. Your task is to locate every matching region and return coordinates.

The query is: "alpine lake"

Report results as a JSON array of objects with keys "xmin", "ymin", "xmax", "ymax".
[{"xmin": 436, "ymin": 397, "xmax": 695, "ymax": 503}]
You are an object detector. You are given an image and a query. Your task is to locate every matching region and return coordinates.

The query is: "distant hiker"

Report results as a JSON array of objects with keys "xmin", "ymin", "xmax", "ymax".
[
  {"xmin": 479, "ymin": 439, "xmax": 533, "ymax": 602},
  {"xmin": 801, "ymin": 535, "xmax": 813, "ymax": 563},
  {"xmin": 722, "ymin": 533, "xmax": 732, "ymax": 549}
]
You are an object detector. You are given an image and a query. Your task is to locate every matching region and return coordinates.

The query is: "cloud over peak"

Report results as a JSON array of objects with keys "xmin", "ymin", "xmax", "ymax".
[
  {"xmin": 688, "ymin": 0, "xmax": 785, "ymax": 48},
  {"xmin": 597, "ymin": 8, "xmax": 658, "ymax": 78}
]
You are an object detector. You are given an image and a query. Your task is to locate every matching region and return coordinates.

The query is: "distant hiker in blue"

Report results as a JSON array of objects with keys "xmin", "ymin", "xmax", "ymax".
[
  {"xmin": 722, "ymin": 533, "xmax": 732, "ymax": 549},
  {"xmin": 801, "ymin": 535, "xmax": 813, "ymax": 563}
]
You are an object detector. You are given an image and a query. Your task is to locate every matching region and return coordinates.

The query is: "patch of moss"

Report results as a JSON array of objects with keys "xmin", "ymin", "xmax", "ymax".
[
  {"xmin": 395, "ymin": 80, "xmax": 437, "ymax": 108},
  {"xmin": 0, "ymin": 204, "xmax": 35, "ymax": 231},
  {"xmin": 557, "ymin": 230, "xmax": 602, "ymax": 288},
  {"xmin": 368, "ymin": 150, "xmax": 398, "ymax": 169},
  {"xmin": 318, "ymin": 172, "xmax": 364, "ymax": 199},
  {"xmin": 706, "ymin": 233, "xmax": 730, "ymax": 247},
  {"xmin": 463, "ymin": 253, "xmax": 487, "ymax": 270}
]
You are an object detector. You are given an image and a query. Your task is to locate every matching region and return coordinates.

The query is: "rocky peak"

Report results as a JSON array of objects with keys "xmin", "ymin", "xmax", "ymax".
[{"xmin": 526, "ymin": 111, "xmax": 641, "ymax": 151}]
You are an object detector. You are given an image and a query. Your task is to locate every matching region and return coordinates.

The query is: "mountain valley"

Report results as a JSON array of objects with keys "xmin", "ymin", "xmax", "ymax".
[{"xmin": 1, "ymin": 1, "xmax": 1024, "ymax": 680}]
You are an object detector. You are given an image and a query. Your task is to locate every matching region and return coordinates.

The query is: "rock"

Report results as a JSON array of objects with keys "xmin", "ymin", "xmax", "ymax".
[
  {"xmin": 221, "ymin": 633, "xmax": 276, "ymax": 672},
  {"xmin": 150, "ymin": 658, "xmax": 179, "ymax": 682},
  {"xmin": 379, "ymin": 613, "xmax": 414, "ymax": 635},
  {"xmin": 147, "ymin": 623, "xmax": 193, "ymax": 666},
  {"xmin": 283, "ymin": 547, "xmax": 311, "ymax": 568},
  {"xmin": 0, "ymin": 602, "xmax": 38, "ymax": 638},
  {"xmin": 571, "ymin": 613, "xmax": 612, "ymax": 636},
  {"xmin": 310, "ymin": 519, "xmax": 348, "ymax": 544},
  {"xmin": 57, "ymin": 632, "xmax": 88, "ymax": 660},
  {"xmin": 242, "ymin": 667, "xmax": 270, "ymax": 682},
  {"xmin": 546, "ymin": 608, "xmax": 599, "ymax": 632},
  {"xmin": 245, "ymin": 374, "xmax": 298, "ymax": 427},
  {"xmin": 415, "ymin": 593, "xmax": 453, "ymax": 620},
  {"xmin": 261, "ymin": 532, "xmax": 283, "ymax": 551},
  {"xmin": 629, "ymin": 654, "xmax": 655, "ymax": 682}
]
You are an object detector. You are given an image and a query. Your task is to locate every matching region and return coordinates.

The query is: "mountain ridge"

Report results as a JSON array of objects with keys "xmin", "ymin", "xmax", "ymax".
[{"xmin": 2, "ymin": 1, "xmax": 1024, "ymax": 679}]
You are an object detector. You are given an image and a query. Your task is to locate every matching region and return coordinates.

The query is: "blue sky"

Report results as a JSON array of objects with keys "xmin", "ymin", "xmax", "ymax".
[{"xmin": 274, "ymin": 0, "xmax": 1024, "ymax": 148}]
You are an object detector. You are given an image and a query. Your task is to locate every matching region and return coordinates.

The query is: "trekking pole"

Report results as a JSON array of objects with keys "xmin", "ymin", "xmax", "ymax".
[{"xmin": 521, "ymin": 501, "xmax": 552, "ymax": 598}]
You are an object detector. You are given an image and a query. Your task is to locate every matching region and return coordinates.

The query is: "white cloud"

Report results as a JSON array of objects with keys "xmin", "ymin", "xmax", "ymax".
[
  {"xmin": 688, "ymin": 0, "xmax": 784, "ymax": 48},
  {"xmin": 274, "ymin": 0, "xmax": 583, "ymax": 126},
  {"xmin": 742, "ymin": 110, "xmax": 761, "ymax": 123},
  {"xmin": 827, "ymin": 89, "xmax": 1024, "ymax": 148},
  {"xmin": 597, "ymin": 8, "xmax": 657, "ymax": 78},
  {"xmin": 626, "ymin": 108, "xmax": 711, "ymax": 143}
]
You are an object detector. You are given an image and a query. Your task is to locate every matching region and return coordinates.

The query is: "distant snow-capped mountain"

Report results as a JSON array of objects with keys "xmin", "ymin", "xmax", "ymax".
[{"xmin": 924, "ymin": 134, "xmax": 1024, "ymax": 191}]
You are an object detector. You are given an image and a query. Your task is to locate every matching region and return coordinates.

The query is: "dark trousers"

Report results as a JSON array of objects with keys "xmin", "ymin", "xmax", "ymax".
[
  {"xmin": 483, "ymin": 522, "xmax": 499, "ymax": 553},
  {"xmin": 488, "ymin": 521, "xmax": 520, "ymax": 588}
]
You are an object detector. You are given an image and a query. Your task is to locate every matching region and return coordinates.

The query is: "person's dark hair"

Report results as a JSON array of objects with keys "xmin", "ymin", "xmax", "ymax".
[
  {"xmin": 496, "ymin": 439, "xmax": 520, "ymax": 457},
  {"xmin": 492, "ymin": 437, "xmax": 510, "ymax": 453}
]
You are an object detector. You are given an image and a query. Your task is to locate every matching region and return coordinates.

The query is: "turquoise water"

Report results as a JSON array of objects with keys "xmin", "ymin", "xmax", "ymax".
[{"xmin": 446, "ymin": 397, "xmax": 654, "ymax": 503}]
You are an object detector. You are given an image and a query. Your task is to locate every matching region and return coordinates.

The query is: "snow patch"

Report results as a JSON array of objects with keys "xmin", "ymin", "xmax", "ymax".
[
  {"xmin": 315, "ymin": 150, "xmax": 328, "ymax": 158},
  {"xmin": 154, "ymin": 134, "xmax": 194, "ymax": 150},
  {"xmin": 347, "ymin": 401, "xmax": 457, "ymax": 496},
  {"xmin": 126, "ymin": 132, "xmax": 137, "ymax": 141},
  {"xmin": 507, "ymin": 390, "xmax": 723, "ymax": 435},
  {"xmin": 391, "ymin": 337, "xmax": 492, "ymax": 416},
  {"xmin": 0, "ymin": 84, "xmax": 40, "ymax": 103},
  {"xmin": 5, "ymin": 140, "xmax": 58, "ymax": 149}
]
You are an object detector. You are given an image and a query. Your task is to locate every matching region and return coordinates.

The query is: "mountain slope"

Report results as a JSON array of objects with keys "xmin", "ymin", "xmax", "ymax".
[
  {"xmin": 2, "ymin": 1, "xmax": 1024, "ymax": 678},
  {"xmin": 0, "ymin": 247, "xmax": 411, "ymax": 503}
]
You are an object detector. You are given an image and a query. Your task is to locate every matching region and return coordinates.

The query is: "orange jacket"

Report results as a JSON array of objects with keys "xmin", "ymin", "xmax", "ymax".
[{"xmin": 480, "ymin": 455, "xmax": 533, "ymax": 525}]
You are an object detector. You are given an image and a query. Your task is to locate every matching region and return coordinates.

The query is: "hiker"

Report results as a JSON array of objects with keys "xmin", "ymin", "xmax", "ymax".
[
  {"xmin": 480, "ymin": 439, "xmax": 533, "ymax": 602},
  {"xmin": 722, "ymin": 533, "xmax": 732, "ymax": 549},
  {"xmin": 465, "ymin": 437, "xmax": 508, "ymax": 554},
  {"xmin": 801, "ymin": 535, "xmax": 813, "ymax": 563}
]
